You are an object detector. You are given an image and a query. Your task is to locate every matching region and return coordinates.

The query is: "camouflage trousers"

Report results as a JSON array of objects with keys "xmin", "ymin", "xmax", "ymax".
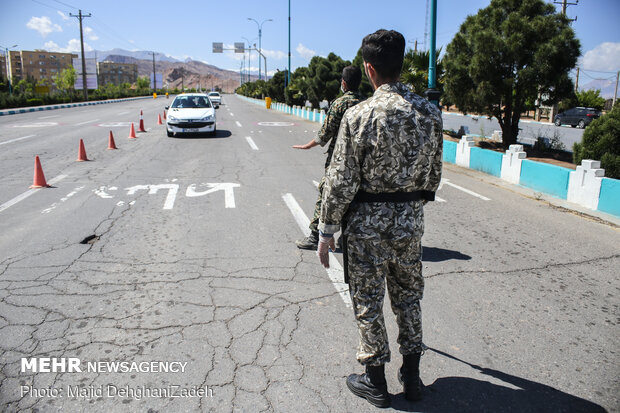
[
  {"xmin": 308, "ymin": 176, "xmax": 326, "ymax": 233},
  {"xmin": 347, "ymin": 234, "xmax": 424, "ymax": 366}
]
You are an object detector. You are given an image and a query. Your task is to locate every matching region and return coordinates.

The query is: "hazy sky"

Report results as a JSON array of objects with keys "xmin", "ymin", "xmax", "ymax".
[{"xmin": 2, "ymin": 0, "xmax": 619, "ymax": 84}]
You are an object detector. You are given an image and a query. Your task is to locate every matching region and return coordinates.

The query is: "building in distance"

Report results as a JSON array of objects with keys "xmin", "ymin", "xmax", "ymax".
[
  {"xmin": 7, "ymin": 50, "xmax": 77, "ymax": 84},
  {"xmin": 97, "ymin": 61, "xmax": 138, "ymax": 86}
]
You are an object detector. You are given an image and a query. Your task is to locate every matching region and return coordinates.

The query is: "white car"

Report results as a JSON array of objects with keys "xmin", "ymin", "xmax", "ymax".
[
  {"xmin": 166, "ymin": 94, "xmax": 216, "ymax": 137},
  {"xmin": 207, "ymin": 91, "xmax": 221, "ymax": 107}
]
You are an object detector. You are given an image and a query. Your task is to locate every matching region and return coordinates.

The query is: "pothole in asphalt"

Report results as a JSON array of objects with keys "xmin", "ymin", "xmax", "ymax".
[{"xmin": 80, "ymin": 235, "xmax": 100, "ymax": 245}]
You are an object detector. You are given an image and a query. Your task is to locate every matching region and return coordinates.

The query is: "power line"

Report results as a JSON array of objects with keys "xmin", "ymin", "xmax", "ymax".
[{"xmin": 51, "ymin": 0, "xmax": 77, "ymax": 9}]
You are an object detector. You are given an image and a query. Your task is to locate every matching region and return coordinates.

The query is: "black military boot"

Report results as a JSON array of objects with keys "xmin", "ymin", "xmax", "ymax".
[
  {"xmin": 346, "ymin": 365, "xmax": 390, "ymax": 408},
  {"xmin": 398, "ymin": 352, "xmax": 423, "ymax": 401},
  {"xmin": 295, "ymin": 231, "xmax": 319, "ymax": 250}
]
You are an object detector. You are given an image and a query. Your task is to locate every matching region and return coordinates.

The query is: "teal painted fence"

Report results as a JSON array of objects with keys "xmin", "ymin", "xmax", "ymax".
[{"xmin": 520, "ymin": 160, "xmax": 570, "ymax": 199}]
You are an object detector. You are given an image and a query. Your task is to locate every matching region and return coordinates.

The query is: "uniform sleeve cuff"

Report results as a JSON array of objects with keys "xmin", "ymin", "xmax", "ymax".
[{"xmin": 318, "ymin": 222, "xmax": 340, "ymax": 234}]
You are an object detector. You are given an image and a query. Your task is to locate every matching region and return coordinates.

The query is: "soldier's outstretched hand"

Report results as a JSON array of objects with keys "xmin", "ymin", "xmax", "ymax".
[{"xmin": 317, "ymin": 234, "xmax": 335, "ymax": 268}]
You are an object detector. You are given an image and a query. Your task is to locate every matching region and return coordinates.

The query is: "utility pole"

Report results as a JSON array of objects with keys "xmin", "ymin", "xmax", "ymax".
[
  {"xmin": 70, "ymin": 10, "xmax": 91, "ymax": 101},
  {"xmin": 613, "ymin": 71, "xmax": 619, "ymax": 108},
  {"xmin": 151, "ymin": 52, "xmax": 157, "ymax": 92},
  {"xmin": 287, "ymin": 0, "xmax": 291, "ymax": 87},
  {"xmin": 553, "ymin": 0, "xmax": 578, "ymax": 20},
  {"xmin": 574, "ymin": 67, "xmax": 580, "ymax": 91}
]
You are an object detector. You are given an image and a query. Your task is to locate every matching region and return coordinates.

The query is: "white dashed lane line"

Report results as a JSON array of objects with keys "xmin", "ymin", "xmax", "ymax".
[
  {"xmin": 0, "ymin": 174, "xmax": 68, "ymax": 214},
  {"xmin": 246, "ymin": 136, "xmax": 259, "ymax": 150},
  {"xmin": 75, "ymin": 119, "xmax": 99, "ymax": 126},
  {"xmin": 38, "ymin": 115, "xmax": 59, "ymax": 119},
  {"xmin": 235, "ymin": 121, "xmax": 242, "ymax": 128},
  {"xmin": 282, "ymin": 193, "xmax": 351, "ymax": 308},
  {"xmin": 441, "ymin": 179, "xmax": 490, "ymax": 201},
  {"xmin": 0, "ymin": 135, "xmax": 36, "ymax": 146}
]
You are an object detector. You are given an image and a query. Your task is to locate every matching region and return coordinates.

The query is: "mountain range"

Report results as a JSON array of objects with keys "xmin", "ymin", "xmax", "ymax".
[{"xmin": 85, "ymin": 48, "xmax": 252, "ymax": 93}]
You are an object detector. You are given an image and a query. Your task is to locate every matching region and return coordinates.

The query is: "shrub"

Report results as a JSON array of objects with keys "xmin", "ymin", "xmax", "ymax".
[{"xmin": 573, "ymin": 105, "xmax": 620, "ymax": 179}]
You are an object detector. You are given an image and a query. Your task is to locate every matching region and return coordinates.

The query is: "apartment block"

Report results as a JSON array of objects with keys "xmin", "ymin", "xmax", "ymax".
[
  {"xmin": 7, "ymin": 50, "xmax": 78, "ymax": 84},
  {"xmin": 97, "ymin": 61, "xmax": 138, "ymax": 86}
]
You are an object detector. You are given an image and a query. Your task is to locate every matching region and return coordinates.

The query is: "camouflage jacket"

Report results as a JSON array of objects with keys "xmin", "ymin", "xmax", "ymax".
[
  {"xmin": 316, "ymin": 91, "xmax": 364, "ymax": 169},
  {"xmin": 318, "ymin": 82, "xmax": 443, "ymax": 238}
]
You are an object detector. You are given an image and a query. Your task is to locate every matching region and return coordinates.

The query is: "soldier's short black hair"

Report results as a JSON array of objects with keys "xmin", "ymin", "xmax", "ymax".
[
  {"xmin": 341, "ymin": 65, "xmax": 362, "ymax": 91},
  {"xmin": 361, "ymin": 29, "xmax": 405, "ymax": 80}
]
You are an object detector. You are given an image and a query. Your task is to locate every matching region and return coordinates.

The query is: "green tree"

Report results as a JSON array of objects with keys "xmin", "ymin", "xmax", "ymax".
[
  {"xmin": 266, "ymin": 70, "xmax": 287, "ymax": 102},
  {"xmin": 136, "ymin": 76, "xmax": 150, "ymax": 90},
  {"xmin": 285, "ymin": 66, "xmax": 310, "ymax": 106},
  {"xmin": 305, "ymin": 53, "xmax": 349, "ymax": 108},
  {"xmin": 575, "ymin": 89, "xmax": 606, "ymax": 110},
  {"xmin": 443, "ymin": 0, "xmax": 580, "ymax": 147},
  {"xmin": 573, "ymin": 105, "xmax": 620, "ymax": 179},
  {"xmin": 400, "ymin": 48, "xmax": 444, "ymax": 96},
  {"xmin": 53, "ymin": 67, "xmax": 76, "ymax": 94},
  {"xmin": 352, "ymin": 49, "xmax": 374, "ymax": 99}
]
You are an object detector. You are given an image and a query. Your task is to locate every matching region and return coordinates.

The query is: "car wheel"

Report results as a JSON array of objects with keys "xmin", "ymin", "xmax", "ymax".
[
  {"xmin": 167, "ymin": 130, "xmax": 173, "ymax": 137},
  {"xmin": 554, "ymin": 118, "xmax": 561, "ymax": 126},
  {"xmin": 577, "ymin": 120, "xmax": 586, "ymax": 129}
]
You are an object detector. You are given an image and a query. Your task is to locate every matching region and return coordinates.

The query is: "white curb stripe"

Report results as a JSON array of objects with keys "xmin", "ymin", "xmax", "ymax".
[{"xmin": 282, "ymin": 193, "xmax": 352, "ymax": 308}]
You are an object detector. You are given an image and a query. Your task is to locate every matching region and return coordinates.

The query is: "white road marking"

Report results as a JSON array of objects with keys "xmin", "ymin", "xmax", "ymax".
[
  {"xmin": 435, "ymin": 196, "xmax": 446, "ymax": 203},
  {"xmin": 41, "ymin": 186, "xmax": 84, "ymax": 214},
  {"xmin": 229, "ymin": 112, "xmax": 234, "ymax": 116},
  {"xmin": 0, "ymin": 135, "xmax": 36, "ymax": 146},
  {"xmin": 235, "ymin": 121, "xmax": 242, "ymax": 128},
  {"xmin": 441, "ymin": 179, "xmax": 490, "ymax": 201},
  {"xmin": 313, "ymin": 180, "xmax": 320, "ymax": 188},
  {"xmin": 282, "ymin": 193, "xmax": 352, "ymax": 309},
  {"xmin": 117, "ymin": 111, "xmax": 129, "ymax": 115},
  {"xmin": 246, "ymin": 136, "xmax": 259, "ymax": 150},
  {"xmin": 186, "ymin": 183, "xmax": 240, "ymax": 208},
  {"xmin": 75, "ymin": 119, "xmax": 99, "ymax": 126},
  {"xmin": 38, "ymin": 115, "xmax": 59, "ymax": 119},
  {"xmin": 0, "ymin": 174, "xmax": 67, "ymax": 214}
]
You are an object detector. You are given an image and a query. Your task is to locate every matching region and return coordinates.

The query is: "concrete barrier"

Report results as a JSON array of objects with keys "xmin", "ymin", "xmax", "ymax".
[
  {"xmin": 0, "ymin": 96, "xmax": 152, "ymax": 116},
  {"xmin": 597, "ymin": 178, "xmax": 620, "ymax": 216},
  {"xmin": 456, "ymin": 135, "xmax": 475, "ymax": 168},
  {"xmin": 443, "ymin": 140, "xmax": 457, "ymax": 164},
  {"xmin": 470, "ymin": 147, "xmax": 503, "ymax": 177},
  {"xmin": 520, "ymin": 159, "xmax": 570, "ymax": 199},
  {"xmin": 501, "ymin": 145, "xmax": 527, "ymax": 184},
  {"xmin": 567, "ymin": 160, "xmax": 604, "ymax": 210}
]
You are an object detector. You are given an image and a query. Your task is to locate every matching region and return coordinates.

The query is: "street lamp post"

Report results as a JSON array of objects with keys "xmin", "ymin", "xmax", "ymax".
[
  {"xmin": 248, "ymin": 17, "xmax": 272, "ymax": 81},
  {"xmin": 242, "ymin": 36, "xmax": 256, "ymax": 82},
  {"xmin": 424, "ymin": 0, "xmax": 441, "ymax": 108},
  {"xmin": 1, "ymin": 44, "xmax": 18, "ymax": 95}
]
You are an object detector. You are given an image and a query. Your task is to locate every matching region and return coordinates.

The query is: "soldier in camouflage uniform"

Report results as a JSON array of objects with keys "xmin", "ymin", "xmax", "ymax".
[
  {"xmin": 293, "ymin": 66, "xmax": 364, "ymax": 250},
  {"xmin": 317, "ymin": 30, "xmax": 443, "ymax": 408}
]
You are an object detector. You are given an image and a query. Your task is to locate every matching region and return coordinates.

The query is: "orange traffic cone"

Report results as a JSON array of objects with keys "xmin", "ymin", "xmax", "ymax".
[
  {"xmin": 163, "ymin": 110, "xmax": 167, "ymax": 120},
  {"xmin": 128, "ymin": 122, "xmax": 137, "ymax": 139},
  {"xmin": 138, "ymin": 110, "xmax": 146, "ymax": 132},
  {"xmin": 30, "ymin": 155, "xmax": 50, "ymax": 188},
  {"xmin": 157, "ymin": 114, "xmax": 163, "ymax": 125},
  {"xmin": 107, "ymin": 130, "xmax": 117, "ymax": 150},
  {"xmin": 76, "ymin": 139, "xmax": 90, "ymax": 162}
]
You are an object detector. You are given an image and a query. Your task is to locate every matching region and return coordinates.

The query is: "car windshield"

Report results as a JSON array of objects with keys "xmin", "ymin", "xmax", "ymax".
[
  {"xmin": 172, "ymin": 96, "xmax": 212, "ymax": 108},
  {"xmin": 208, "ymin": 93, "xmax": 219, "ymax": 97}
]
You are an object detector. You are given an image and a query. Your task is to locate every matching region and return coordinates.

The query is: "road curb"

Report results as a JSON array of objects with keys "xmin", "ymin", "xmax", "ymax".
[{"xmin": 0, "ymin": 96, "xmax": 153, "ymax": 117}]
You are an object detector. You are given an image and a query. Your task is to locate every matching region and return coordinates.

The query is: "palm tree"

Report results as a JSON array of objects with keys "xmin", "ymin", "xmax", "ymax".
[{"xmin": 400, "ymin": 48, "xmax": 444, "ymax": 96}]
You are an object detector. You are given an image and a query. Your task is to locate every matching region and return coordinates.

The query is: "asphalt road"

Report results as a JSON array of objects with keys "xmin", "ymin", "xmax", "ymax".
[
  {"xmin": 0, "ymin": 96, "xmax": 618, "ymax": 413},
  {"xmin": 441, "ymin": 112, "xmax": 586, "ymax": 151}
]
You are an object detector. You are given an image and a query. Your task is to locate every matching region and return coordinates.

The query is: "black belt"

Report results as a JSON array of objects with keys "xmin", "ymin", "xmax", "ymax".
[
  {"xmin": 352, "ymin": 190, "xmax": 435, "ymax": 203},
  {"xmin": 342, "ymin": 189, "xmax": 435, "ymax": 284}
]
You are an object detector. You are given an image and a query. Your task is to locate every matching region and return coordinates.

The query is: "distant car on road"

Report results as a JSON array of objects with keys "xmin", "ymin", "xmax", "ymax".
[
  {"xmin": 207, "ymin": 91, "xmax": 221, "ymax": 108},
  {"xmin": 554, "ymin": 107, "xmax": 601, "ymax": 129},
  {"xmin": 165, "ymin": 93, "xmax": 216, "ymax": 137}
]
